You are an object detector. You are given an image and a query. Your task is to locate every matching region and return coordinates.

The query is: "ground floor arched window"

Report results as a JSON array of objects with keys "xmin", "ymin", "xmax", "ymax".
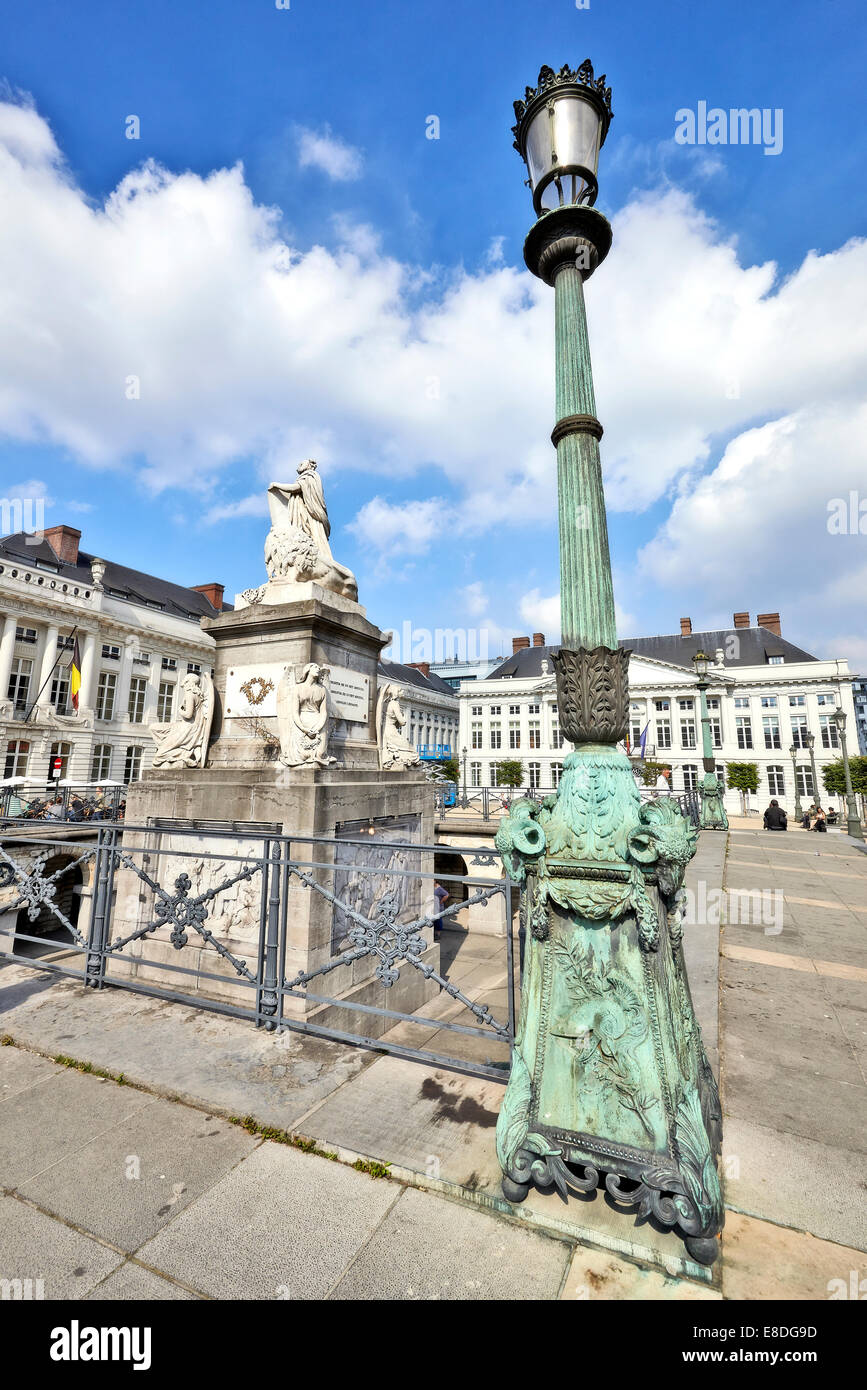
[{"xmin": 4, "ymin": 739, "xmax": 29, "ymax": 779}]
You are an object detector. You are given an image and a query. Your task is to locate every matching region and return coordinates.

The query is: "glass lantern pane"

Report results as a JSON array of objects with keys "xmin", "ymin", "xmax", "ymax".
[
  {"xmin": 551, "ymin": 95, "xmax": 601, "ymax": 177},
  {"xmin": 524, "ymin": 107, "xmax": 553, "ymax": 191}
]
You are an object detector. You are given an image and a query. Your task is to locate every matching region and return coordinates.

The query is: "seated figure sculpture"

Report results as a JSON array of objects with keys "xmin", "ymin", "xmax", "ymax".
[
  {"xmin": 150, "ymin": 672, "xmax": 215, "ymax": 769},
  {"xmin": 264, "ymin": 460, "xmax": 358, "ymax": 600},
  {"xmin": 376, "ymin": 684, "xmax": 420, "ymax": 770}
]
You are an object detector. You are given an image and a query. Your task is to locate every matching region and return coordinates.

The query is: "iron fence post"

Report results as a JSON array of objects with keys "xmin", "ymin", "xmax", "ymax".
[
  {"xmin": 259, "ymin": 839, "xmax": 281, "ymax": 1029},
  {"xmin": 86, "ymin": 826, "xmax": 115, "ymax": 988}
]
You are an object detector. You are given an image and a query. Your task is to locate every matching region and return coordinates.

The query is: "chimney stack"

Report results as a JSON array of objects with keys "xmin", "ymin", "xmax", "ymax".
[
  {"xmin": 532, "ymin": 632, "xmax": 546, "ymax": 647},
  {"xmin": 680, "ymin": 617, "xmax": 692, "ymax": 636},
  {"xmin": 512, "ymin": 636, "xmax": 531, "ymax": 654},
  {"xmin": 733, "ymin": 612, "xmax": 750, "ymax": 629},
  {"xmin": 191, "ymin": 582, "xmax": 225, "ymax": 612},
  {"xmin": 757, "ymin": 611, "xmax": 781, "ymax": 636},
  {"xmin": 406, "ymin": 661, "xmax": 430, "ymax": 678},
  {"xmin": 43, "ymin": 525, "xmax": 81, "ymax": 565}
]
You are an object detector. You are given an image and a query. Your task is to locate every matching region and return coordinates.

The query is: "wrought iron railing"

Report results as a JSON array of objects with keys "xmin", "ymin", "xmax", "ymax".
[{"xmin": 0, "ymin": 820, "xmax": 516, "ymax": 1081}]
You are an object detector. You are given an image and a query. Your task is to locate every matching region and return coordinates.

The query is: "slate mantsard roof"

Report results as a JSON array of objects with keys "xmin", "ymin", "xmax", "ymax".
[
  {"xmin": 0, "ymin": 531, "xmax": 232, "ymax": 623},
  {"xmin": 486, "ymin": 627, "xmax": 818, "ymax": 680},
  {"xmin": 378, "ymin": 657, "xmax": 459, "ymax": 698}
]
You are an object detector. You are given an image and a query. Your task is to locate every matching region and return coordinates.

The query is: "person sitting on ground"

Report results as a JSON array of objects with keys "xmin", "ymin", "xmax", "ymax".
[
  {"xmin": 763, "ymin": 799, "xmax": 788, "ymax": 831},
  {"xmin": 812, "ymin": 805, "xmax": 827, "ymax": 832},
  {"xmin": 826, "ymin": 807, "xmax": 838, "ymax": 825}
]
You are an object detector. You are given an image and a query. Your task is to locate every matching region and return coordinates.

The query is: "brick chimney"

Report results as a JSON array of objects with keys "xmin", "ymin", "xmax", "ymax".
[
  {"xmin": 532, "ymin": 632, "xmax": 546, "ymax": 647},
  {"xmin": 406, "ymin": 661, "xmax": 430, "ymax": 678},
  {"xmin": 43, "ymin": 525, "xmax": 81, "ymax": 565},
  {"xmin": 757, "ymin": 611, "xmax": 781, "ymax": 636},
  {"xmin": 190, "ymin": 582, "xmax": 225, "ymax": 612},
  {"xmin": 733, "ymin": 612, "xmax": 750, "ymax": 629},
  {"xmin": 512, "ymin": 636, "xmax": 530, "ymax": 654},
  {"xmin": 680, "ymin": 617, "xmax": 692, "ymax": 636}
]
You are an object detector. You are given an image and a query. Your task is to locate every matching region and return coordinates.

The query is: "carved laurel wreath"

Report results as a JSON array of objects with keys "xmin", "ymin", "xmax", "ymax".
[{"xmin": 240, "ymin": 676, "xmax": 274, "ymax": 707}]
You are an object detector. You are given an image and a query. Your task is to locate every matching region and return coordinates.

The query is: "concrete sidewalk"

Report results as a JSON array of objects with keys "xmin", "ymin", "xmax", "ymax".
[{"xmin": 1, "ymin": 828, "xmax": 865, "ymax": 1300}]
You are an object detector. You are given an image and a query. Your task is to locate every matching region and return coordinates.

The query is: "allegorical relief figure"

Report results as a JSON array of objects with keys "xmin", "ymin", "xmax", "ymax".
[
  {"xmin": 376, "ymin": 684, "xmax": 420, "ymax": 771},
  {"xmin": 276, "ymin": 663, "xmax": 337, "ymax": 768},
  {"xmin": 150, "ymin": 672, "xmax": 214, "ymax": 769},
  {"xmin": 264, "ymin": 460, "xmax": 358, "ymax": 600}
]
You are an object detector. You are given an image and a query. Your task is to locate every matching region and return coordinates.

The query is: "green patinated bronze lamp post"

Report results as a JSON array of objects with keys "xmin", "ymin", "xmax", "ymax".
[
  {"xmin": 494, "ymin": 62, "xmax": 724, "ymax": 1266},
  {"xmin": 692, "ymin": 651, "xmax": 728, "ymax": 830},
  {"xmin": 833, "ymin": 707, "xmax": 864, "ymax": 840},
  {"xmin": 789, "ymin": 744, "xmax": 804, "ymax": 822},
  {"xmin": 807, "ymin": 732, "xmax": 820, "ymax": 809}
]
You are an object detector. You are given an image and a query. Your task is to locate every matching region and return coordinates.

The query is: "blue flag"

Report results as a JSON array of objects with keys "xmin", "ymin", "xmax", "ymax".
[{"xmin": 639, "ymin": 721, "xmax": 649, "ymax": 760}]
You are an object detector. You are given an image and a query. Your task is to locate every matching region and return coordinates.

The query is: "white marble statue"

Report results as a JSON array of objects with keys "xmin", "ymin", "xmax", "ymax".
[
  {"xmin": 265, "ymin": 461, "xmax": 358, "ymax": 600},
  {"xmin": 150, "ymin": 672, "xmax": 214, "ymax": 769},
  {"xmin": 276, "ymin": 663, "xmax": 337, "ymax": 768},
  {"xmin": 376, "ymin": 684, "xmax": 420, "ymax": 771}
]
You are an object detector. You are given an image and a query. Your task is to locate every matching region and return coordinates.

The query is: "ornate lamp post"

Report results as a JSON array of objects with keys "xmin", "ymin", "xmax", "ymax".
[
  {"xmin": 692, "ymin": 650, "xmax": 728, "ymax": 830},
  {"xmin": 493, "ymin": 62, "xmax": 723, "ymax": 1266},
  {"xmin": 832, "ymin": 707, "xmax": 864, "ymax": 840},
  {"xmin": 788, "ymin": 744, "xmax": 803, "ymax": 822},
  {"xmin": 460, "ymin": 744, "xmax": 469, "ymax": 809},
  {"xmin": 806, "ymin": 732, "xmax": 820, "ymax": 810}
]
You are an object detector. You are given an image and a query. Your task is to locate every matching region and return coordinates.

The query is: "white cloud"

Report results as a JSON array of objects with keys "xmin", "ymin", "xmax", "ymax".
[
  {"xmin": 519, "ymin": 588, "xmax": 637, "ymax": 644},
  {"xmin": 0, "ymin": 96, "xmax": 865, "ymax": 659},
  {"xmin": 296, "ymin": 124, "xmax": 363, "ymax": 181}
]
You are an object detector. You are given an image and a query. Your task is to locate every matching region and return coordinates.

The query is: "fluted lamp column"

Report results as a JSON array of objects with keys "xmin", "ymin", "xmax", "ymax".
[{"xmin": 493, "ymin": 62, "xmax": 724, "ymax": 1268}]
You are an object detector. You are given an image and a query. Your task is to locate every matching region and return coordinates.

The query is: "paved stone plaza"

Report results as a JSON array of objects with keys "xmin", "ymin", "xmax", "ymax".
[{"xmin": 1, "ymin": 826, "xmax": 865, "ymax": 1300}]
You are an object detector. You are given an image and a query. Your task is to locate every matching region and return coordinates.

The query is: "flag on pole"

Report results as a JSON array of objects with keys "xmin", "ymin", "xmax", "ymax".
[
  {"xmin": 70, "ymin": 637, "xmax": 81, "ymax": 712},
  {"xmin": 639, "ymin": 721, "xmax": 649, "ymax": 760}
]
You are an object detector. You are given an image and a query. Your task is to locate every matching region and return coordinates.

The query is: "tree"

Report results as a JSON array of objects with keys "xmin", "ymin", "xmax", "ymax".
[
  {"xmin": 822, "ymin": 755, "xmax": 867, "ymax": 820},
  {"xmin": 493, "ymin": 759, "xmax": 524, "ymax": 789},
  {"xmin": 639, "ymin": 759, "xmax": 672, "ymax": 787},
  {"xmin": 726, "ymin": 762, "xmax": 759, "ymax": 815},
  {"xmin": 435, "ymin": 756, "xmax": 460, "ymax": 785}
]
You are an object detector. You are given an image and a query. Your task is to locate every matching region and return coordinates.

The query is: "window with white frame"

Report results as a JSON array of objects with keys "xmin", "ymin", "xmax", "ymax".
[
  {"xmin": 709, "ymin": 716, "xmax": 722, "ymax": 747},
  {"xmin": 682, "ymin": 765, "xmax": 698, "ymax": 790},
  {"xmin": 15, "ymin": 625, "xmax": 37, "ymax": 644},
  {"xmin": 96, "ymin": 672, "xmax": 117, "ymax": 721},
  {"xmin": 796, "ymin": 766, "xmax": 814, "ymax": 797},
  {"xmin": 528, "ymin": 762, "xmax": 541, "ymax": 789},
  {"xmin": 90, "ymin": 744, "xmax": 112, "ymax": 781},
  {"xmin": 101, "ymin": 643, "xmax": 121, "ymax": 661},
  {"xmin": 471, "ymin": 723, "xmax": 483, "ymax": 749},
  {"xmin": 161, "ymin": 657, "xmax": 178, "ymax": 672},
  {"xmin": 156, "ymin": 682, "xmax": 174, "ymax": 722},
  {"xmin": 128, "ymin": 677, "xmax": 147, "ymax": 724},
  {"xmin": 470, "ymin": 762, "xmax": 482, "ymax": 788},
  {"xmin": 50, "ymin": 671, "xmax": 70, "ymax": 715},
  {"xmin": 816, "ymin": 693, "xmax": 835, "ymax": 706},
  {"xmin": 509, "ymin": 722, "xmax": 520, "ymax": 749},
  {"xmin": 490, "ymin": 764, "xmax": 500, "ymax": 788},
  {"xmin": 7, "ymin": 657, "xmax": 32, "ymax": 709},
  {"xmin": 528, "ymin": 720, "xmax": 541, "ymax": 749},
  {"xmin": 552, "ymin": 762, "xmax": 564, "ymax": 788},
  {"xmin": 819, "ymin": 715, "xmax": 840, "ymax": 749},
  {"xmin": 767, "ymin": 765, "xmax": 785, "ymax": 796},
  {"xmin": 790, "ymin": 714, "xmax": 808, "ymax": 748},
  {"xmin": 736, "ymin": 716, "xmax": 753, "ymax": 750},
  {"xmin": 768, "ymin": 656, "xmax": 784, "ymax": 665},
  {"xmin": 124, "ymin": 745, "xmax": 144, "ymax": 783},
  {"xmin": 707, "ymin": 697, "xmax": 720, "ymax": 710},
  {"xmin": 656, "ymin": 718, "xmax": 672, "ymax": 749},
  {"xmin": 187, "ymin": 662, "xmax": 201, "ymax": 674},
  {"xmin": 4, "ymin": 739, "xmax": 29, "ymax": 778},
  {"xmin": 763, "ymin": 716, "xmax": 781, "ymax": 749},
  {"xmin": 489, "ymin": 724, "xmax": 501, "ymax": 750},
  {"xmin": 734, "ymin": 696, "xmax": 750, "ymax": 709},
  {"xmin": 788, "ymin": 695, "xmax": 805, "ymax": 708},
  {"xmin": 714, "ymin": 763, "xmax": 726, "ymax": 788},
  {"xmin": 678, "ymin": 698, "xmax": 694, "ymax": 712},
  {"xmin": 471, "ymin": 705, "xmax": 482, "ymax": 716},
  {"xmin": 680, "ymin": 717, "xmax": 696, "ymax": 749},
  {"xmin": 527, "ymin": 704, "xmax": 540, "ymax": 714},
  {"xmin": 655, "ymin": 699, "xmax": 670, "ymax": 712},
  {"xmin": 761, "ymin": 696, "xmax": 777, "ymax": 709},
  {"xmin": 490, "ymin": 705, "xmax": 501, "ymax": 715},
  {"xmin": 509, "ymin": 705, "xmax": 520, "ymax": 715},
  {"xmin": 551, "ymin": 719, "xmax": 563, "ymax": 749}
]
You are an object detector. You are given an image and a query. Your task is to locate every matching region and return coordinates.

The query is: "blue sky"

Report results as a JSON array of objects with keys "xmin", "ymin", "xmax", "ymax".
[{"xmin": 1, "ymin": 0, "xmax": 865, "ymax": 663}]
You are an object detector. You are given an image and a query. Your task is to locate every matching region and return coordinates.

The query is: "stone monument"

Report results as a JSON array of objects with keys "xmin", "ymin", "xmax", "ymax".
[{"xmin": 118, "ymin": 461, "xmax": 438, "ymax": 1028}]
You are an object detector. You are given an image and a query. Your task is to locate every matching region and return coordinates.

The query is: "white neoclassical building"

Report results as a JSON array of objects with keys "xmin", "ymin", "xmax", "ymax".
[
  {"xmin": 456, "ymin": 613, "xmax": 859, "ymax": 817},
  {"xmin": 0, "ymin": 523, "xmax": 224, "ymax": 793},
  {"xmin": 378, "ymin": 658, "xmax": 459, "ymax": 759}
]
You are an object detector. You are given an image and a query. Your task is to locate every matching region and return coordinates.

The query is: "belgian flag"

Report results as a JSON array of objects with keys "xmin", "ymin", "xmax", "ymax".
[{"xmin": 70, "ymin": 637, "xmax": 81, "ymax": 712}]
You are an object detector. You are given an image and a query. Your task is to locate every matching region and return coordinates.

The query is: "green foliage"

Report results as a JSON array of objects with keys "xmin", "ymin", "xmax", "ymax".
[
  {"xmin": 493, "ymin": 759, "xmax": 524, "ymax": 788},
  {"xmin": 436, "ymin": 757, "xmax": 460, "ymax": 784},
  {"xmin": 822, "ymin": 755, "xmax": 867, "ymax": 796},
  {"xmin": 352, "ymin": 1158, "xmax": 391, "ymax": 1179},
  {"xmin": 639, "ymin": 759, "xmax": 672, "ymax": 787},
  {"xmin": 725, "ymin": 762, "xmax": 759, "ymax": 794}
]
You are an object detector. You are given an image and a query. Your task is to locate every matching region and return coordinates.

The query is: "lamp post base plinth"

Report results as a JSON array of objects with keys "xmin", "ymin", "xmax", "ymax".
[
  {"xmin": 494, "ymin": 748, "xmax": 725, "ymax": 1265},
  {"xmin": 699, "ymin": 773, "xmax": 729, "ymax": 831}
]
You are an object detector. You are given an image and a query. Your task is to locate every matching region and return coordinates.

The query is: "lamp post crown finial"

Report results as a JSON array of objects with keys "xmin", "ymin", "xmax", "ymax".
[{"xmin": 512, "ymin": 59, "xmax": 613, "ymax": 151}]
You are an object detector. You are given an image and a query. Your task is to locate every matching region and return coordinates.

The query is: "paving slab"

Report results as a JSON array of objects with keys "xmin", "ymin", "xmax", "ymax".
[
  {"xmin": 137, "ymin": 1141, "xmax": 402, "ymax": 1300},
  {"xmin": 560, "ymin": 1245, "xmax": 720, "ymax": 1300},
  {"xmin": 17, "ymin": 1078, "xmax": 258, "ymax": 1250},
  {"xmin": 0, "ymin": 1193, "xmax": 124, "ymax": 1300},
  {"xmin": 0, "ymin": 1067, "xmax": 156, "ymax": 1190},
  {"xmin": 0, "ymin": 1043, "xmax": 60, "ymax": 1100},
  {"xmin": 329, "ymin": 1186, "xmax": 570, "ymax": 1300},
  {"xmin": 84, "ymin": 1261, "xmax": 202, "ymax": 1300},
  {"xmin": 722, "ymin": 1115, "xmax": 867, "ymax": 1251},
  {"xmin": 722, "ymin": 1211, "xmax": 867, "ymax": 1301}
]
